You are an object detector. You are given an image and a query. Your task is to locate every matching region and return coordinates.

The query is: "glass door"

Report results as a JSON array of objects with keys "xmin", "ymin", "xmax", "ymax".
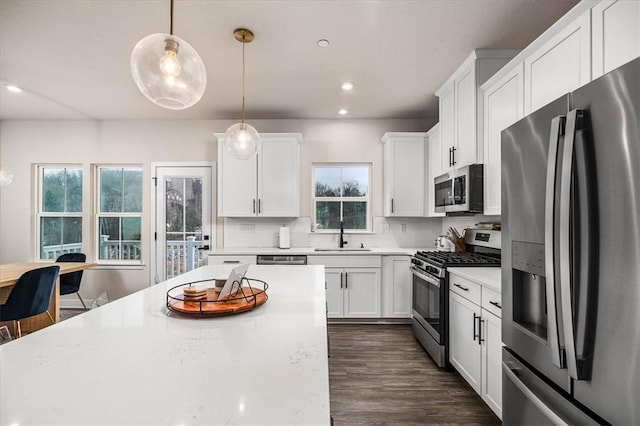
[{"xmin": 153, "ymin": 165, "xmax": 214, "ymax": 283}]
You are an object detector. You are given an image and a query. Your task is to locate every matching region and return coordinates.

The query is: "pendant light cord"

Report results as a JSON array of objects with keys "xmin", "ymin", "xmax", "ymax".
[
  {"xmin": 169, "ymin": 0, "xmax": 174, "ymax": 35},
  {"xmin": 241, "ymin": 38, "xmax": 246, "ymax": 124}
]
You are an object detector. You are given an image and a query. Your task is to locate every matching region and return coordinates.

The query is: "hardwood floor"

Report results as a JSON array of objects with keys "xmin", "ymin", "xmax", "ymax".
[{"xmin": 328, "ymin": 324, "xmax": 501, "ymax": 426}]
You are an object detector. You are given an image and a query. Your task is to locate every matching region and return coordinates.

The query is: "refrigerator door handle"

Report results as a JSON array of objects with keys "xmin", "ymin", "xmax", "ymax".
[
  {"xmin": 559, "ymin": 109, "xmax": 580, "ymax": 380},
  {"xmin": 503, "ymin": 362, "xmax": 570, "ymax": 426},
  {"xmin": 544, "ymin": 115, "xmax": 566, "ymax": 369},
  {"xmin": 560, "ymin": 109, "xmax": 598, "ymax": 381}
]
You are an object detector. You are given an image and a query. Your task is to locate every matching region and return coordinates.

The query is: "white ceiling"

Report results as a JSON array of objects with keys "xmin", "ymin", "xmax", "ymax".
[{"xmin": 0, "ymin": 0, "xmax": 579, "ymax": 121}]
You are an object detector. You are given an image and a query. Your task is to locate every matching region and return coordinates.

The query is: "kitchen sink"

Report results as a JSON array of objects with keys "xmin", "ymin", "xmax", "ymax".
[{"xmin": 313, "ymin": 248, "xmax": 371, "ymax": 252}]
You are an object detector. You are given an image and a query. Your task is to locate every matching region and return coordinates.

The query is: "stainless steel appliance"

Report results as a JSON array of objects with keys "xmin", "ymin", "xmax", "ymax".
[
  {"xmin": 256, "ymin": 255, "xmax": 307, "ymax": 265},
  {"xmin": 434, "ymin": 164, "xmax": 484, "ymax": 214},
  {"xmin": 501, "ymin": 57, "xmax": 640, "ymax": 425},
  {"xmin": 410, "ymin": 229, "xmax": 500, "ymax": 367}
]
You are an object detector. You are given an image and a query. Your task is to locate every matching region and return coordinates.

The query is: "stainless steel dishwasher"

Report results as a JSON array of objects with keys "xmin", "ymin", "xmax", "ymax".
[{"xmin": 256, "ymin": 255, "xmax": 307, "ymax": 265}]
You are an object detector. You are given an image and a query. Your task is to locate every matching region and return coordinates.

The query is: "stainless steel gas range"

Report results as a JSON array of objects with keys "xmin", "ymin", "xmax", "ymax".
[{"xmin": 410, "ymin": 229, "xmax": 501, "ymax": 368}]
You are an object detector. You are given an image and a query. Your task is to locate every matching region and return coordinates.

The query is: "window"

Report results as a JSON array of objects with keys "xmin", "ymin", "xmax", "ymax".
[
  {"xmin": 97, "ymin": 166, "xmax": 143, "ymax": 263},
  {"xmin": 312, "ymin": 164, "xmax": 371, "ymax": 232},
  {"xmin": 37, "ymin": 166, "xmax": 83, "ymax": 260}
]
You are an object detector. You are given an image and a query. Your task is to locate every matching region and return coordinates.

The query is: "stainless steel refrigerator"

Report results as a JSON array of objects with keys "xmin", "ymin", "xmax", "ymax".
[{"xmin": 501, "ymin": 56, "xmax": 640, "ymax": 425}]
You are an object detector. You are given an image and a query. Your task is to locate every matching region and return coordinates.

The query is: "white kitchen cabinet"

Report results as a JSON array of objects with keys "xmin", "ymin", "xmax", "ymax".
[
  {"xmin": 381, "ymin": 255, "xmax": 411, "ymax": 318},
  {"xmin": 449, "ymin": 291, "xmax": 482, "ymax": 393},
  {"xmin": 482, "ymin": 63, "xmax": 524, "ymax": 216},
  {"xmin": 481, "ymin": 307, "xmax": 502, "ymax": 418},
  {"xmin": 426, "ymin": 124, "xmax": 445, "ymax": 217},
  {"xmin": 217, "ymin": 133, "xmax": 301, "ymax": 217},
  {"xmin": 449, "ymin": 271, "xmax": 503, "ymax": 419},
  {"xmin": 382, "ymin": 132, "xmax": 426, "ymax": 217},
  {"xmin": 308, "ymin": 255, "xmax": 381, "ymax": 319},
  {"xmin": 524, "ymin": 9, "xmax": 591, "ymax": 114},
  {"xmin": 592, "ymin": 0, "xmax": 640, "ymax": 78},
  {"xmin": 436, "ymin": 50, "xmax": 518, "ymax": 173}
]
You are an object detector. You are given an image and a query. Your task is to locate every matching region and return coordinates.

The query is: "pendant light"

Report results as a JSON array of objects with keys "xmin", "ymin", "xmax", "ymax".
[
  {"xmin": 130, "ymin": 0, "xmax": 206, "ymax": 110},
  {"xmin": 224, "ymin": 28, "xmax": 260, "ymax": 159}
]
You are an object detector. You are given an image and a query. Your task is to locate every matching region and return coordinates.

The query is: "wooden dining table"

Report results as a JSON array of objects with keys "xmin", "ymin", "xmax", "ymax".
[{"xmin": 0, "ymin": 261, "xmax": 97, "ymax": 334}]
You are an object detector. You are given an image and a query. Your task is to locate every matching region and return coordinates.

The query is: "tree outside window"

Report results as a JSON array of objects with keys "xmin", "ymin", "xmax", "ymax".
[
  {"xmin": 313, "ymin": 164, "xmax": 370, "ymax": 232},
  {"xmin": 37, "ymin": 167, "xmax": 83, "ymax": 260}
]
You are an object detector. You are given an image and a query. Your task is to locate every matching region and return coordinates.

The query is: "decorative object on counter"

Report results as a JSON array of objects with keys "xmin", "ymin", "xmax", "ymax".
[
  {"xmin": 443, "ymin": 227, "xmax": 466, "ymax": 252},
  {"xmin": 223, "ymin": 28, "xmax": 260, "ymax": 159},
  {"xmin": 166, "ymin": 278, "xmax": 268, "ymax": 317},
  {"xmin": 167, "ymin": 264, "xmax": 267, "ymax": 316},
  {"xmin": 130, "ymin": 0, "xmax": 206, "ymax": 110}
]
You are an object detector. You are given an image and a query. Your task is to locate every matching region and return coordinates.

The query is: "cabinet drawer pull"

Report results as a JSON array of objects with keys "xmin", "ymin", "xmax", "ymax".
[
  {"xmin": 473, "ymin": 313, "xmax": 479, "ymax": 341},
  {"xmin": 345, "ymin": 272, "xmax": 348, "ymax": 289},
  {"xmin": 478, "ymin": 317, "xmax": 485, "ymax": 345},
  {"xmin": 454, "ymin": 283, "xmax": 469, "ymax": 291},
  {"xmin": 252, "ymin": 199, "xmax": 256, "ymax": 213},
  {"xmin": 340, "ymin": 272, "xmax": 343, "ymax": 289},
  {"xmin": 489, "ymin": 300, "xmax": 502, "ymax": 309},
  {"xmin": 223, "ymin": 260, "xmax": 241, "ymax": 264}
]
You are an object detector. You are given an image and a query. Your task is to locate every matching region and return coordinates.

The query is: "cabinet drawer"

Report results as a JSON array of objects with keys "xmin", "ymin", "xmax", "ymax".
[
  {"xmin": 307, "ymin": 255, "xmax": 381, "ymax": 268},
  {"xmin": 208, "ymin": 255, "xmax": 256, "ymax": 265},
  {"xmin": 482, "ymin": 287, "xmax": 502, "ymax": 318},
  {"xmin": 449, "ymin": 273, "xmax": 482, "ymax": 305}
]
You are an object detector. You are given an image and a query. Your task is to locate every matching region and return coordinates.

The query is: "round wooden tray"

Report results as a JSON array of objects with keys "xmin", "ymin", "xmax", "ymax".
[{"xmin": 166, "ymin": 279, "xmax": 268, "ymax": 317}]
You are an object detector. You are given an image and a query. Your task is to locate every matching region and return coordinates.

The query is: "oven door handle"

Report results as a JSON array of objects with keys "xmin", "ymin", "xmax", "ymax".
[{"xmin": 410, "ymin": 267, "xmax": 440, "ymax": 287}]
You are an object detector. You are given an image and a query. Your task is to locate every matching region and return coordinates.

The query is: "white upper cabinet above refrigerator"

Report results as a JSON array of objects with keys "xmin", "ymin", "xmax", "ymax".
[
  {"xmin": 217, "ymin": 133, "xmax": 301, "ymax": 217},
  {"xmin": 524, "ymin": 9, "xmax": 591, "ymax": 114},
  {"xmin": 382, "ymin": 132, "xmax": 426, "ymax": 217},
  {"xmin": 591, "ymin": 0, "xmax": 640, "ymax": 78}
]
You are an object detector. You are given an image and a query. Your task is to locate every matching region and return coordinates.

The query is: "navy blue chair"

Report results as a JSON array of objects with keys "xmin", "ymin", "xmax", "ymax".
[
  {"xmin": 0, "ymin": 265, "xmax": 60, "ymax": 338},
  {"xmin": 56, "ymin": 253, "xmax": 88, "ymax": 310}
]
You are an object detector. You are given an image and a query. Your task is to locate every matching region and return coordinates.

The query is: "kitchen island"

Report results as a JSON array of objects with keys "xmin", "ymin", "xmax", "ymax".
[{"xmin": 0, "ymin": 265, "xmax": 330, "ymax": 425}]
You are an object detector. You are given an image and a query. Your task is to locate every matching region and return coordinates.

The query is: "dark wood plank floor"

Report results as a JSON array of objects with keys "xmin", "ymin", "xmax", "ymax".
[{"xmin": 328, "ymin": 323, "xmax": 501, "ymax": 426}]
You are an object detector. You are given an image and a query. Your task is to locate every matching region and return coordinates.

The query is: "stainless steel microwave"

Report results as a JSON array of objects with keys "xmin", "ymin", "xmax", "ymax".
[{"xmin": 434, "ymin": 164, "xmax": 483, "ymax": 214}]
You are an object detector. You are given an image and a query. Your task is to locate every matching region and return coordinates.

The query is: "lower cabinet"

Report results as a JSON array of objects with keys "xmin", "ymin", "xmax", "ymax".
[
  {"xmin": 449, "ymin": 272, "xmax": 503, "ymax": 419},
  {"xmin": 381, "ymin": 255, "xmax": 411, "ymax": 318},
  {"xmin": 309, "ymin": 255, "xmax": 381, "ymax": 319}
]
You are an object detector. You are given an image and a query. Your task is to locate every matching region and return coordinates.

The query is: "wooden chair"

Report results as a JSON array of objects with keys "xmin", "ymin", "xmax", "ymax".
[{"xmin": 0, "ymin": 265, "xmax": 60, "ymax": 338}]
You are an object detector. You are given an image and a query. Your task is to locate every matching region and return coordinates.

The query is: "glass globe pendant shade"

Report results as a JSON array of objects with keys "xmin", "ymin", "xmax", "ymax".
[
  {"xmin": 224, "ymin": 122, "xmax": 260, "ymax": 159},
  {"xmin": 0, "ymin": 168, "xmax": 14, "ymax": 186},
  {"xmin": 131, "ymin": 33, "xmax": 207, "ymax": 110}
]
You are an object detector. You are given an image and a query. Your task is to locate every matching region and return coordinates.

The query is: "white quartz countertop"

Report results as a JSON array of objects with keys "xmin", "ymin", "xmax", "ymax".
[
  {"xmin": 0, "ymin": 265, "xmax": 330, "ymax": 426},
  {"xmin": 447, "ymin": 267, "xmax": 502, "ymax": 293},
  {"xmin": 208, "ymin": 247, "xmax": 418, "ymax": 256}
]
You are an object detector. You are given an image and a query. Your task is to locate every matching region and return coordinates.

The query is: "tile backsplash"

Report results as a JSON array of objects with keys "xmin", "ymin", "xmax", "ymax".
[{"xmin": 223, "ymin": 216, "xmax": 443, "ymax": 249}]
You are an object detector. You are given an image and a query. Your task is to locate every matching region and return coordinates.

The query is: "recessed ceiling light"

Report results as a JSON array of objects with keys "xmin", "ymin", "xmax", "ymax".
[
  {"xmin": 5, "ymin": 84, "xmax": 22, "ymax": 93},
  {"xmin": 340, "ymin": 82, "xmax": 354, "ymax": 91},
  {"xmin": 338, "ymin": 108, "xmax": 349, "ymax": 115},
  {"xmin": 317, "ymin": 39, "xmax": 329, "ymax": 48}
]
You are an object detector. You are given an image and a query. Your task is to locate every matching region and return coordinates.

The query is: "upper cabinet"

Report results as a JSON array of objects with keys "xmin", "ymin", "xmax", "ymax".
[
  {"xmin": 436, "ymin": 50, "xmax": 519, "ymax": 174},
  {"xmin": 482, "ymin": 64, "xmax": 524, "ymax": 216},
  {"xmin": 481, "ymin": 0, "xmax": 639, "ymax": 216},
  {"xmin": 426, "ymin": 124, "xmax": 445, "ymax": 217},
  {"xmin": 524, "ymin": 9, "xmax": 591, "ymax": 114},
  {"xmin": 591, "ymin": 0, "xmax": 640, "ymax": 78},
  {"xmin": 217, "ymin": 133, "xmax": 301, "ymax": 217},
  {"xmin": 382, "ymin": 132, "xmax": 427, "ymax": 217}
]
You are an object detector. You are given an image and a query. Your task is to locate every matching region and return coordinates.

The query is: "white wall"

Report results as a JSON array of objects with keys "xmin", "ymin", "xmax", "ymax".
[{"xmin": 0, "ymin": 117, "xmax": 433, "ymax": 303}]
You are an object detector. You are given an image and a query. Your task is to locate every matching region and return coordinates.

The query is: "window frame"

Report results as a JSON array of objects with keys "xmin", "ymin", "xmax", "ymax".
[
  {"xmin": 94, "ymin": 164, "xmax": 144, "ymax": 266},
  {"xmin": 311, "ymin": 163, "xmax": 372, "ymax": 233},
  {"xmin": 35, "ymin": 164, "xmax": 84, "ymax": 261}
]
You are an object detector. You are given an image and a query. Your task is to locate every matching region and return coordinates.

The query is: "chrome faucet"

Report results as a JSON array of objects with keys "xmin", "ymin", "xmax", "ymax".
[{"xmin": 339, "ymin": 221, "xmax": 348, "ymax": 248}]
